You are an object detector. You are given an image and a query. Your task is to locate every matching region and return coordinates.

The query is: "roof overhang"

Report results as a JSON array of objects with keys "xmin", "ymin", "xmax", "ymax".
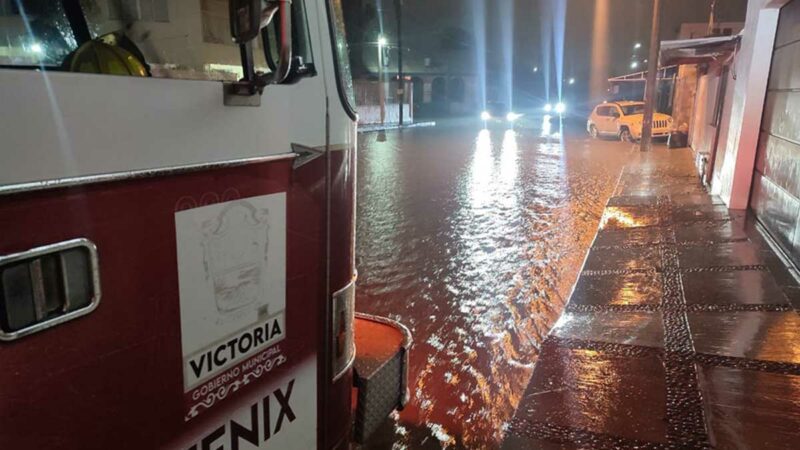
[{"xmin": 659, "ymin": 35, "xmax": 741, "ymax": 66}]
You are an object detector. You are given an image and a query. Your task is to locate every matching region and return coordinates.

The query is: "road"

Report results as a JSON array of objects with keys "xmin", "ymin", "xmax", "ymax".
[{"xmin": 355, "ymin": 119, "xmax": 659, "ymax": 449}]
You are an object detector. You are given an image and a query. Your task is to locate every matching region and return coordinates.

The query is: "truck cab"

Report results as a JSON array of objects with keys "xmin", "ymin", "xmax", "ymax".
[{"xmin": 0, "ymin": 1, "xmax": 409, "ymax": 448}]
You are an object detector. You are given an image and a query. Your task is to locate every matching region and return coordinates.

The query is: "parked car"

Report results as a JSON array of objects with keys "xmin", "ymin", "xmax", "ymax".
[{"xmin": 587, "ymin": 101, "xmax": 673, "ymax": 142}]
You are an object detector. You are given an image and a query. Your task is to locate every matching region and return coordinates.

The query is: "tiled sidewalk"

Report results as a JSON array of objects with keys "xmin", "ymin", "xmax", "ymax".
[{"xmin": 503, "ymin": 148, "xmax": 800, "ymax": 450}]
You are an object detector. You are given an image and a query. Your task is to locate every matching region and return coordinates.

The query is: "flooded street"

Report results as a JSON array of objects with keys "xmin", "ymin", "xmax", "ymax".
[{"xmin": 355, "ymin": 120, "xmax": 641, "ymax": 449}]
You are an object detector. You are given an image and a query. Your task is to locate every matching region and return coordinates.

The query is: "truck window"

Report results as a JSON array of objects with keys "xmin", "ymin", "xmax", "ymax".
[
  {"xmin": 0, "ymin": 0, "xmax": 313, "ymax": 82},
  {"xmin": 328, "ymin": 0, "xmax": 357, "ymax": 119}
]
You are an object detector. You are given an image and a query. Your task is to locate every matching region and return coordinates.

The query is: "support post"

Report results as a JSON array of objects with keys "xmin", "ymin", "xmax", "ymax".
[
  {"xmin": 395, "ymin": 0, "xmax": 404, "ymax": 125},
  {"xmin": 62, "ymin": 0, "xmax": 92, "ymax": 45},
  {"xmin": 379, "ymin": 42, "xmax": 385, "ymax": 125},
  {"xmin": 642, "ymin": 0, "xmax": 663, "ymax": 151}
]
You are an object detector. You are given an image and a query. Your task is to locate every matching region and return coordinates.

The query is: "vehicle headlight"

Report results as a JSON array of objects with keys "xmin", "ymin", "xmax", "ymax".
[
  {"xmin": 481, "ymin": 111, "xmax": 491, "ymax": 121},
  {"xmin": 506, "ymin": 112, "xmax": 522, "ymax": 122},
  {"xmin": 544, "ymin": 104, "xmax": 553, "ymax": 113},
  {"xmin": 555, "ymin": 103, "xmax": 566, "ymax": 114}
]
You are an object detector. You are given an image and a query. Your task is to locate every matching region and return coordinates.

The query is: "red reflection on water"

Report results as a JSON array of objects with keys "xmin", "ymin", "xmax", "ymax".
[{"xmin": 356, "ymin": 125, "xmax": 634, "ymax": 448}]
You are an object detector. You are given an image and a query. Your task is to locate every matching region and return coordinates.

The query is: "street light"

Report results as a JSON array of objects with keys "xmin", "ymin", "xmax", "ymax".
[
  {"xmin": 630, "ymin": 61, "xmax": 639, "ymax": 69},
  {"xmin": 568, "ymin": 77, "xmax": 576, "ymax": 85},
  {"xmin": 634, "ymin": 42, "xmax": 642, "ymax": 49},
  {"xmin": 533, "ymin": 66, "xmax": 539, "ymax": 73},
  {"xmin": 378, "ymin": 35, "xmax": 387, "ymax": 125}
]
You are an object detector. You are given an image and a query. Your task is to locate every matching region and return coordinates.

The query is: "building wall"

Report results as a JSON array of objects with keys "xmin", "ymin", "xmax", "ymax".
[
  {"xmin": 690, "ymin": 70, "xmax": 716, "ymax": 156},
  {"xmin": 712, "ymin": 67, "xmax": 737, "ymax": 189},
  {"xmin": 674, "ymin": 65, "xmax": 699, "ymax": 133},
  {"xmin": 687, "ymin": 62, "xmax": 735, "ymax": 188},
  {"xmin": 354, "ymin": 79, "xmax": 413, "ymax": 125},
  {"xmin": 713, "ymin": 0, "xmax": 780, "ymax": 208}
]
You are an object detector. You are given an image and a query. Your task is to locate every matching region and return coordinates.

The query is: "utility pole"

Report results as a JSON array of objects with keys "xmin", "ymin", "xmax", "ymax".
[
  {"xmin": 641, "ymin": 0, "xmax": 662, "ymax": 152},
  {"xmin": 395, "ymin": 0, "xmax": 404, "ymax": 126},
  {"xmin": 378, "ymin": 37, "xmax": 386, "ymax": 125},
  {"xmin": 708, "ymin": 0, "xmax": 717, "ymax": 36}
]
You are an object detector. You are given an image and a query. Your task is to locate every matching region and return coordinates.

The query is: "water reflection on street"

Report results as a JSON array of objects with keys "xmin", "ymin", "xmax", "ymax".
[{"xmin": 356, "ymin": 121, "xmax": 636, "ymax": 449}]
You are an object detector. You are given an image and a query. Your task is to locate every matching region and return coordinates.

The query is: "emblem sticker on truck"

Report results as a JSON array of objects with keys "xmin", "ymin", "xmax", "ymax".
[{"xmin": 175, "ymin": 193, "xmax": 287, "ymax": 421}]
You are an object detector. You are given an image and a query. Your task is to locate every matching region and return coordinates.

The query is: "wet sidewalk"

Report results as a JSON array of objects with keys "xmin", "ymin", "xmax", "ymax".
[{"xmin": 503, "ymin": 148, "xmax": 800, "ymax": 449}]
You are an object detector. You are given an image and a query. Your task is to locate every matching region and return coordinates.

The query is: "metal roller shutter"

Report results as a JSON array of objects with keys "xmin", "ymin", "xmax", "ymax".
[{"xmin": 751, "ymin": 0, "xmax": 800, "ymax": 267}]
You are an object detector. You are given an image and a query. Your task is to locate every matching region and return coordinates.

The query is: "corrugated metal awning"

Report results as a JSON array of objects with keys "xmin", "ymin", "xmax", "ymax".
[{"xmin": 659, "ymin": 35, "xmax": 741, "ymax": 66}]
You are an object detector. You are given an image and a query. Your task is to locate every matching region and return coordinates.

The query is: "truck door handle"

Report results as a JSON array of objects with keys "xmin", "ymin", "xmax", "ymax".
[{"xmin": 0, "ymin": 239, "xmax": 101, "ymax": 341}]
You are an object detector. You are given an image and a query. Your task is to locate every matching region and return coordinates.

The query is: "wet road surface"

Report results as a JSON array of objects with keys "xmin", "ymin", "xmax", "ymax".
[{"xmin": 355, "ymin": 120, "xmax": 642, "ymax": 449}]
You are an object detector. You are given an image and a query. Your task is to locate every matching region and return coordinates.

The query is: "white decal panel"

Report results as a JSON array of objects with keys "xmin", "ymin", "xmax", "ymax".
[
  {"xmin": 176, "ymin": 193, "xmax": 287, "ymax": 420},
  {"xmin": 167, "ymin": 357, "xmax": 317, "ymax": 450}
]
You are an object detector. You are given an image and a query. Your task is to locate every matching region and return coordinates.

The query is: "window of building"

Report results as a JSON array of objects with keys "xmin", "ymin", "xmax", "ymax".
[
  {"xmin": 0, "ymin": 0, "xmax": 19, "ymax": 16},
  {"xmin": 448, "ymin": 77, "xmax": 465, "ymax": 102}
]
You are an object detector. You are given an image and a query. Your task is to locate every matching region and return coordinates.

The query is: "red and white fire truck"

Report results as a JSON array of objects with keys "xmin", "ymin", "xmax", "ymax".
[{"xmin": 0, "ymin": 1, "xmax": 410, "ymax": 448}]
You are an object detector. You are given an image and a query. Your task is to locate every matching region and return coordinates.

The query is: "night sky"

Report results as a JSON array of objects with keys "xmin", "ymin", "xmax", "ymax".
[
  {"xmin": 351, "ymin": 0, "xmax": 748, "ymax": 99},
  {"xmin": 376, "ymin": 0, "xmax": 747, "ymax": 80}
]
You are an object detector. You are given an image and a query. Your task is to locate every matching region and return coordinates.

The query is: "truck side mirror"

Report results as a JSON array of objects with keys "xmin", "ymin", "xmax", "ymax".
[
  {"xmin": 229, "ymin": 0, "xmax": 261, "ymax": 44},
  {"xmin": 225, "ymin": 0, "xmax": 294, "ymax": 106}
]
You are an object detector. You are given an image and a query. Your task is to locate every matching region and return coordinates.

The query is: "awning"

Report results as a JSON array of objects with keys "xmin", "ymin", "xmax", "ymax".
[{"xmin": 659, "ymin": 35, "xmax": 741, "ymax": 66}]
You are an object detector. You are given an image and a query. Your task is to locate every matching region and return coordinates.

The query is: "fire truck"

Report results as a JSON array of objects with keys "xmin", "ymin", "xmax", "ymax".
[{"xmin": 0, "ymin": 1, "xmax": 410, "ymax": 448}]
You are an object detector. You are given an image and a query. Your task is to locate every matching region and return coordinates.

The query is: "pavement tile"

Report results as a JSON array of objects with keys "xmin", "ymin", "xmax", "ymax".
[
  {"xmin": 761, "ymin": 256, "xmax": 800, "ymax": 288},
  {"xmin": 682, "ymin": 271, "xmax": 790, "ymax": 306},
  {"xmin": 599, "ymin": 206, "xmax": 661, "ymax": 229},
  {"xmin": 617, "ymin": 184, "xmax": 706, "ymax": 197},
  {"xmin": 784, "ymin": 286, "xmax": 800, "ymax": 310},
  {"xmin": 593, "ymin": 227, "xmax": 662, "ymax": 247},
  {"xmin": 501, "ymin": 433, "xmax": 580, "ymax": 450},
  {"xmin": 697, "ymin": 365, "xmax": 800, "ymax": 450},
  {"xmin": 672, "ymin": 194, "xmax": 726, "ymax": 206},
  {"xmin": 584, "ymin": 246, "xmax": 661, "ymax": 272},
  {"xmin": 551, "ymin": 311, "xmax": 664, "ymax": 348},
  {"xmin": 571, "ymin": 273, "xmax": 662, "ymax": 306},
  {"xmin": 674, "ymin": 221, "xmax": 749, "ymax": 243},
  {"xmin": 677, "ymin": 242, "xmax": 767, "ymax": 268},
  {"xmin": 606, "ymin": 195, "xmax": 659, "ymax": 207},
  {"xmin": 688, "ymin": 312, "xmax": 800, "ymax": 364},
  {"xmin": 512, "ymin": 344, "xmax": 668, "ymax": 444},
  {"xmin": 671, "ymin": 204, "xmax": 745, "ymax": 223},
  {"xmin": 618, "ymin": 176, "xmax": 697, "ymax": 191}
]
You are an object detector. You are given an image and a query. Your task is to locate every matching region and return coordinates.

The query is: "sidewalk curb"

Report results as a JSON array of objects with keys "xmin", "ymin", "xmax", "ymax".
[{"xmin": 357, "ymin": 121, "xmax": 437, "ymax": 133}]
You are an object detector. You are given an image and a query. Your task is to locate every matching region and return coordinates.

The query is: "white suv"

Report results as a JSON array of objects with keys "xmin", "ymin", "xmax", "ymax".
[{"xmin": 587, "ymin": 101, "xmax": 673, "ymax": 142}]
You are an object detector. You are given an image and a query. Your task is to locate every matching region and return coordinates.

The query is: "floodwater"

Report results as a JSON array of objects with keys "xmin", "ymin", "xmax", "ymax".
[{"xmin": 356, "ymin": 120, "xmax": 639, "ymax": 449}]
